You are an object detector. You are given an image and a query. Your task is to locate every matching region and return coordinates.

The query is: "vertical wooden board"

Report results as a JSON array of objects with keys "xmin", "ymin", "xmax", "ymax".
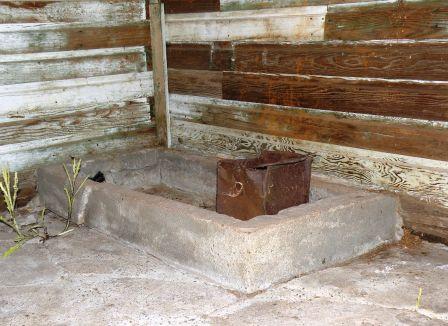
[
  {"xmin": 169, "ymin": 95, "xmax": 448, "ymax": 161},
  {"xmin": 222, "ymin": 72, "xmax": 448, "ymax": 121},
  {"xmin": 0, "ymin": 21, "xmax": 150, "ymax": 54},
  {"xmin": 150, "ymin": 1, "xmax": 171, "ymax": 146},
  {"xmin": 233, "ymin": 40, "xmax": 448, "ymax": 81},
  {"xmin": 0, "ymin": 0, "xmax": 145, "ymax": 23},
  {"xmin": 325, "ymin": 0, "xmax": 448, "ymax": 41},
  {"xmin": 168, "ymin": 69, "xmax": 223, "ymax": 98},
  {"xmin": 0, "ymin": 47, "xmax": 146, "ymax": 85},
  {"xmin": 163, "ymin": 0, "xmax": 220, "ymax": 14},
  {"xmin": 171, "ymin": 120, "xmax": 448, "ymax": 209},
  {"xmin": 166, "ymin": 6, "xmax": 326, "ymax": 42}
]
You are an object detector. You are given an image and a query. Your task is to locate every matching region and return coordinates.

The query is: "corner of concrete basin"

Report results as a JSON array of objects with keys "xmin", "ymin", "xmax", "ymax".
[
  {"xmin": 37, "ymin": 164, "xmax": 97, "ymax": 225},
  {"xmin": 220, "ymin": 191, "xmax": 402, "ymax": 293}
]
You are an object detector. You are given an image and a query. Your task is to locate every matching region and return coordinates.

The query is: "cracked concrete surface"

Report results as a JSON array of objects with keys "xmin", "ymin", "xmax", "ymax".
[{"xmin": 0, "ymin": 214, "xmax": 447, "ymax": 325}]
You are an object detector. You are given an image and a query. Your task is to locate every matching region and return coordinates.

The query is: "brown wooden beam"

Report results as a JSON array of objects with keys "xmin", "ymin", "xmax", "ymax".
[
  {"xmin": 233, "ymin": 41, "xmax": 448, "ymax": 81},
  {"xmin": 222, "ymin": 72, "xmax": 448, "ymax": 121}
]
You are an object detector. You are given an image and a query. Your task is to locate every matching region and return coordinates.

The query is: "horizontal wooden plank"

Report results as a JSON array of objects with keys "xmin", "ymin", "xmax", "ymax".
[
  {"xmin": 233, "ymin": 40, "xmax": 448, "ymax": 81},
  {"xmin": 165, "ymin": 42, "xmax": 233, "ymax": 71},
  {"xmin": 0, "ymin": 47, "xmax": 146, "ymax": 85},
  {"xmin": 168, "ymin": 69, "xmax": 222, "ymax": 98},
  {"xmin": 222, "ymin": 72, "xmax": 448, "ymax": 121},
  {"xmin": 0, "ymin": 72, "xmax": 153, "ymax": 119},
  {"xmin": 163, "ymin": 0, "xmax": 220, "ymax": 14},
  {"xmin": 167, "ymin": 43, "xmax": 212, "ymax": 70},
  {"xmin": 170, "ymin": 95, "xmax": 448, "ymax": 161},
  {"xmin": 0, "ymin": 99, "xmax": 151, "ymax": 147},
  {"xmin": 325, "ymin": 0, "xmax": 448, "ymax": 41},
  {"xmin": 221, "ymin": 0, "xmax": 379, "ymax": 11},
  {"xmin": 166, "ymin": 6, "xmax": 326, "ymax": 42},
  {"xmin": 0, "ymin": 21, "xmax": 150, "ymax": 54},
  {"xmin": 0, "ymin": 0, "xmax": 145, "ymax": 23},
  {"xmin": 0, "ymin": 127, "xmax": 157, "ymax": 172},
  {"xmin": 171, "ymin": 120, "xmax": 448, "ymax": 210}
]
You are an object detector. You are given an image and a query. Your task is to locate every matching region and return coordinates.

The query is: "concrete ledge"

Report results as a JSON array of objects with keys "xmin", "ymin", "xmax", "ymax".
[{"xmin": 37, "ymin": 148, "xmax": 402, "ymax": 293}]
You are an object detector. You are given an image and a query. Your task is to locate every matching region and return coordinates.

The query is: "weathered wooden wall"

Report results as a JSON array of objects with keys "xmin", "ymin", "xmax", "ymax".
[
  {"xmin": 0, "ymin": 0, "xmax": 155, "ymax": 205},
  {"xmin": 163, "ymin": 0, "xmax": 448, "ymax": 241},
  {"xmin": 3, "ymin": 0, "xmax": 447, "ymax": 241}
]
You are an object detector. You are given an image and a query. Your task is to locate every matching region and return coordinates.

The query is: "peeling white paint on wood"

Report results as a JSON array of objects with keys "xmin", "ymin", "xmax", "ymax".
[
  {"xmin": 166, "ymin": 6, "xmax": 327, "ymax": 42},
  {"xmin": 0, "ymin": 21, "xmax": 149, "ymax": 54},
  {"xmin": 0, "ymin": 100, "xmax": 152, "ymax": 147},
  {"xmin": 0, "ymin": 72, "xmax": 153, "ymax": 119},
  {"xmin": 0, "ymin": 131, "xmax": 157, "ymax": 172},
  {"xmin": 0, "ymin": 46, "xmax": 145, "ymax": 63},
  {"xmin": 0, "ymin": 0, "xmax": 154, "ymax": 182},
  {"xmin": 0, "ymin": 47, "xmax": 146, "ymax": 85},
  {"xmin": 170, "ymin": 94, "xmax": 448, "ymax": 138},
  {"xmin": 0, "ymin": 0, "xmax": 146, "ymax": 23},
  {"xmin": 171, "ymin": 120, "xmax": 448, "ymax": 209}
]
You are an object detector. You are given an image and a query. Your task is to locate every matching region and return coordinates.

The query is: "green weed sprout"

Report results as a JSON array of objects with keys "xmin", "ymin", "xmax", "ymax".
[
  {"xmin": 62, "ymin": 158, "xmax": 88, "ymax": 232},
  {"xmin": 0, "ymin": 168, "xmax": 48, "ymax": 257},
  {"xmin": 0, "ymin": 158, "xmax": 87, "ymax": 257}
]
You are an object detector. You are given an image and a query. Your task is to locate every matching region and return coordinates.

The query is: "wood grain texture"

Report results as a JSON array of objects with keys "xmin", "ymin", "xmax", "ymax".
[
  {"xmin": 221, "ymin": 0, "xmax": 379, "ymax": 11},
  {"xmin": 222, "ymin": 72, "xmax": 448, "ymax": 121},
  {"xmin": 0, "ymin": 21, "xmax": 150, "ymax": 54},
  {"xmin": 0, "ymin": 99, "xmax": 151, "ymax": 147},
  {"xmin": 166, "ymin": 6, "xmax": 326, "ymax": 42},
  {"xmin": 211, "ymin": 41, "xmax": 233, "ymax": 71},
  {"xmin": 0, "ymin": 0, "xmax": 145, "ymax": 23},
  {"xmin": 0, "ymin": 72, "xmax": 153, "ymax": 119},
  {"xmin": 163, "ymin": 0, "xmax": 220, "ymax": 14},
  {"xmin": 170, "ymin": 95, "xmax": 448, "ymax": 161},
  {"xmin": 166, "ymin": 42, "xmax": 233, "ymax": 71},
  {"xmin": 325, "ymin": 0, "xmax": 448, "ymax": 41},
  {"xmin": 233, "ymin": 40, "xmax": 448, "ymax": 81},
  {"xmin": 171, "ymin": 120, "xmax": 448, "ymax": 211},
  {"xmin": 150, "ymin": 1, "xmax": 171, "ymax": 146},
  {"xmin": 168, "ymin": 69, "xmax": 223, "ymax": 98},
  {"xmin": 167, "ymin": 43, "xmax": 212, "ymax": 70},
  {"xmin": 0, "ymin": 47, "xmax": 146, "ymax": 85},
  {"xmin": 399, "ymin": 195, "xmax": 448, "ymax": 240},
  {"xmin": 0, "ymin": 127, "xmax": 157, "ymax": 172}
]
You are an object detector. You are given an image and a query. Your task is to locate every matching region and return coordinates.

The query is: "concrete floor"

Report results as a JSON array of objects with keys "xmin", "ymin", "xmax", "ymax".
[{"xmin": 0, "ymin": 212, "xmax": 447, "ymax": 325}]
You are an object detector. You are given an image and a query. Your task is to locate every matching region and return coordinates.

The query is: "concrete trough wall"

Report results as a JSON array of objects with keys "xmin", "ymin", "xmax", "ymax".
[{"xmin": 37, "ymin": 148, "xmax": 402, "ymax": 293}]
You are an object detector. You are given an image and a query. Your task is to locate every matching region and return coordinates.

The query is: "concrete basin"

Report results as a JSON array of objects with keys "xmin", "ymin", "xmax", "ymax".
[{"xmin": 37, "ymin": 148, "xmax": 402, "ymax": 293}]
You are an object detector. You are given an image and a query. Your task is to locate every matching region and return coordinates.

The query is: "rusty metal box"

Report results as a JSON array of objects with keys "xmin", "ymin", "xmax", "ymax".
[{"xmin": 217, "ymin": 151, "xmax": 313, "ymax": 221}]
